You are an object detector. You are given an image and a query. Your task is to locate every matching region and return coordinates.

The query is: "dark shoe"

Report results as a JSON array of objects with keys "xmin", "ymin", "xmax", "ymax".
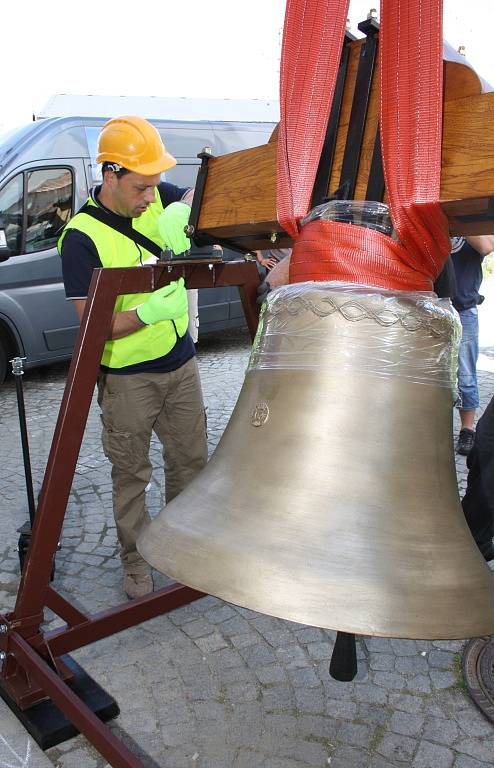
[
  {"xmin": 479, "ymin": 540, "xmax": 494, "ymax": 562},
  {"xmin": 123, "ymin": 572, "xmax": 153, "ymax": 599},
  {"xmin": 456, "ymin": 428, "xmax": 475, "ymax": 456}
]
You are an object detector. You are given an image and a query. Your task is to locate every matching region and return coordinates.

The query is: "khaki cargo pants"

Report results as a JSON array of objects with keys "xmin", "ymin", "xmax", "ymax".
[{"xmin": 97, "ymin": 357, "xmax": 208, "ymax": 575}]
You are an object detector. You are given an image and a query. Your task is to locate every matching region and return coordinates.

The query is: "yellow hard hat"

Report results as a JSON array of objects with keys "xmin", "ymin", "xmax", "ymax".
[{"xmin": 96, "ymin": 116, "xmax": 177, "ymax": 175}]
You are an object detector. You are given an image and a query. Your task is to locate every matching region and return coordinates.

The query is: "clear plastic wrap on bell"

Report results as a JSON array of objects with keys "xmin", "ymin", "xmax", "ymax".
[
  {"xmin": 250, "ymin": 200, "xmax": 461, "ymax": 398},
  {"xmin": 301, "ymin": 198, "xmax": 395, "ymax": 235}
]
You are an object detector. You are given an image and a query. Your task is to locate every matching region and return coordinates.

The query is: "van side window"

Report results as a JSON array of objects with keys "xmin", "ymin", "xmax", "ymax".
[
  {"xmin": 25, "ymin": 168, "xmax": 73, "ymax": 254},
  {"xmin": 0, "ymin": 174, "xmax": 23, "ymax": 255}
]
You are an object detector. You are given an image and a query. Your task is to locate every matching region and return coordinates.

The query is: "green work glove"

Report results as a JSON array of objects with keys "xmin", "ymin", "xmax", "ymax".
[
  {"xmin": 157, "ymin": 202, "xmax": 191, "ymax": 255},
  {"xmin": 136, "ymin": 278, "xmax": 188, "ymax": 325}
]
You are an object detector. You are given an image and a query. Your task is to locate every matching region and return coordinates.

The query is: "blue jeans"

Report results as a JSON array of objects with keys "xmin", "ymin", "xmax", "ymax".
[{"xmin": 457, "ymin": 307, "xmax": 480, "ymax": 411}]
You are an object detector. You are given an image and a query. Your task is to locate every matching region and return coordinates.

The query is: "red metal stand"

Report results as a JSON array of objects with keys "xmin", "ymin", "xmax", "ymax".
[{"xmin": 0, "ymin": 260, "xmax": 260, "ymax": 768}]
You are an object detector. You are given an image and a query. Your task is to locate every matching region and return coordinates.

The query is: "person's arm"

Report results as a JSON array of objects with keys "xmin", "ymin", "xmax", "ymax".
[
  {"xmin": 73, "ymin": 276, "xmax": 187, "ymax": 339},
  {"xmin": 255, "ymin": 251, "xmax": 278, "ymax": 269},
  {"xmin": 157, "ymin": 181, "xmax": 192, "ymax": 207},
  {"xmin": 267, "ymin": 252, "xmax": 291, "ymax": 287},
  {"xmin": 181, "ymin": 188, "xmax": 194, "ymax": 205},
  {"xmin": 465, "ymin": 235, "xmax": 494, "ymax": 257},
  {"xmin": 72, "ymin": 299, "xmax": 145, "ymax": 339}
]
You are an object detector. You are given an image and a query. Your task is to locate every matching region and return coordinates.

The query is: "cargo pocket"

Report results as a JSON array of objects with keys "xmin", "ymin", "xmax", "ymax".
[
  {"xmin": 99, "ymin": 389, "xmax": 136, "ymax": 472},
  {"xmin": 100, "ymin": 417, "xmax": 135, "ymax": 472}
]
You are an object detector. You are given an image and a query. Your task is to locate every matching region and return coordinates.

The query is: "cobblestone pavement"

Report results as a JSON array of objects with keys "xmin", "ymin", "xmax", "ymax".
[{"xmin": 1, "ymin": 322, "xmax": 494, "ymax": 768}]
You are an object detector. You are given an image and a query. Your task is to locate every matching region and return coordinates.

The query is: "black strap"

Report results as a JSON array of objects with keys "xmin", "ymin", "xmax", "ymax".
[{"xmin": 79, "ymin": 203, "xmax": 163, "ymax": 258}]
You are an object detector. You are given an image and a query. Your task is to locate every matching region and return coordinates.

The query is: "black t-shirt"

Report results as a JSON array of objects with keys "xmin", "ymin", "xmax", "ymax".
[
  {"xmin": 60, "ymin": 182, "xmax": 195, "ymax": 374},
  {"xmin": 433, "ymin": 256, "xmax": 457, "ymax": 299},
  {"xmin": 450, "ymin": 237, "xmax": 484, "ymax": 312}
]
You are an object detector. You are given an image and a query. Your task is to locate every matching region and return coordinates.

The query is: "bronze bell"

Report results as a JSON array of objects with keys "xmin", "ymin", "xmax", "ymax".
[{"xmin": 137, "ymin": 282, "xmax": 494, "ymax": 639}]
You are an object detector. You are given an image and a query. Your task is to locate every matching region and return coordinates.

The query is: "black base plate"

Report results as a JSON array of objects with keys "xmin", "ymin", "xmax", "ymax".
[{"xmin": 0, "ymin": 654, "xmax": 119, "ymax": 750}]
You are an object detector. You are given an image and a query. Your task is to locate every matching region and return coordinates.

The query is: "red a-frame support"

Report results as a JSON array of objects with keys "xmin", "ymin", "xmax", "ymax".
[{"xmin": 0, "ymin": 260, "xmax": 260, "ymax": 768}]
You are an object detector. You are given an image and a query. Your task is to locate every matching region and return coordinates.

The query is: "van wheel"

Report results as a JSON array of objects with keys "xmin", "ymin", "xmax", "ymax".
[{"xmin": 0, "ymin": 336, "xmax": 9, "ymax": 385}]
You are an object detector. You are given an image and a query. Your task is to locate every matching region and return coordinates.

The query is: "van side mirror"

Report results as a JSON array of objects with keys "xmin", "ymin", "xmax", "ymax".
[{"xmin": 0, "ymin": 229, "xmax": 11, "ymax": 261}]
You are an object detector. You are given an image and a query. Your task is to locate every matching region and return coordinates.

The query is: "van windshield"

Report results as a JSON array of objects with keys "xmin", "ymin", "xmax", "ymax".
[{"xmin": 0, "ymin": 123, "xmax": 37, "ymax": 165}]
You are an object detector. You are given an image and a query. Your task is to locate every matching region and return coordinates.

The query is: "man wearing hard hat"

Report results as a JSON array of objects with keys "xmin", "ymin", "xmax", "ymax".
[{"xmin": 59, "ymin": 116, "xmax": 207, "ymax": 599}]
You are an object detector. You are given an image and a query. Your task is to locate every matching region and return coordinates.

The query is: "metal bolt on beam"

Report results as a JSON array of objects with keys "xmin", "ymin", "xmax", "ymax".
[{"xmin": 0, "ymin": 624, "xmax": 7, "ymax": 634}]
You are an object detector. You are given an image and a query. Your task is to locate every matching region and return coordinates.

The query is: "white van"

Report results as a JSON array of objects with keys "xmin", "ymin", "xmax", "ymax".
[{"xmin": 0, "ymin": 105, "xmax": 277, "ymax": 383}]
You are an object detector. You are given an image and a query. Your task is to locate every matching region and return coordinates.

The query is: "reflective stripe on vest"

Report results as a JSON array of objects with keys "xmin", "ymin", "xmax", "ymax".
[{"xmin": 58, "ymin": 189, "xmax": 189, "ymax": 368}]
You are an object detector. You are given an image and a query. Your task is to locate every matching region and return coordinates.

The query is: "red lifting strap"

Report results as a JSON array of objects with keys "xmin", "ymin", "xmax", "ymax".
[
  {"xmin": 277, "ymin": 0, "xmax": 350, "ymax": 240},
  {"xmin": 278, "ymin": 0, "xmax": 452, "ymax": 291}
]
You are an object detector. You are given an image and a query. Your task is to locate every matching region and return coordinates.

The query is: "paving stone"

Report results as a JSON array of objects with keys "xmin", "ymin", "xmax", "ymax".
[
  {"xmin": 230, "ymin": 632, "xmax": 260, "ymax": 649},
  {"xmin": 422, "ymin": 716, "xmax": 459, "ymax": 745},
  {"xmin": 388, "ymin": 692, "xmax": 425, "ymax": 714},
  {"xmin": 261, "ymin": 684, "xmax": 294, "ymax": 712},
  {"xmin": 233, "ymin": 751, "xmax": 266, "ymax": 768},
  {"xmin": 390, "ymin": 710, "xmax": 426, "ymax": 737},
  {"xmin": 216, "ymin": 664, "xmax": 256, "ymax": 685},
  {"xmin": 364, "ymin": 637, "xmax": 394, "ymax": 653},
  {"xmin": 390, "ymin": 639, "xmax": 418, "ymax": 656},
  {"xmin": 326, "ymin": 697, "xmax": 358, "ymax": 720},
  {"xmin": 456, "ymin": 710, "xmax": 494, "ymax": 738},
  {"xmin": 181, "ymin": 619, "xmax": 215, "ymax": 639},
  {"xmin": 254, "ymin": 664, "xmax": 287, "ymax": 685},
  {"xmin": 337, "ymin": 721, "xmax": 376, "ymax": 749},
  {"xmin": 406, "ymin": 675, "xmax": 432, "ymax": 694},
  {"xmin": 204, "ymin": 605, "xmax": 237, "ymax": 624},
  {"xmin": 224, "ymin": 682, "xmax": 259, "ymax": 703},
  {"xmin": 329, "ymin": 746, "xmax": 370, "ymax": 768},
  {"xmin": 432, "ymin": 640, "xmax": 464, "ymax": 652},
  {"xmin": 194, "ymin": 633, "xmax": 230, "ymax": 653},
  {"xmin": 275, "ymin": 644, "xmax": 310, "ymax": 668},
  {"xmin": 264, "ymin": 713, "xmax": 298, "ymax": 735},
  {"xmin": 377, "ymin": 733, "xmax": 419, "ymax": 764},
  {"xmin": 286, "ymin": 665, "xmax": 320, "ymax": 687},
  {"xmin": 323, "ymin": 677, "xmax": 356, "ymax": 700},
  {"xmin": 357, "ymin": 702, "xmax": 391, "ymax": 725},
  {"xmin": 294, "ymin": 627, "xmax": 325, "ymax": 644},
  {"xmin": 294, "ymin": 685, "xmax": 326, "ymax": 714},
  {"xmin": 207, "ymin": 647, "xmax": 246, "ymax": 670},
  {"xmin": 354, "ymin": 682, "xmax": 389, "ymax": 705},
  {"xmin": 297, "ymin": 714, "xmax": 340, "ymax": 740},
  {"xmin": 240, "ymin": 642, "xmax": 278, "ymax": 667},
  {"xmin": 430, "ymin": 669, "xmax": 457, "ymax": 689},
  {"xmin": 306, "ymin": 641, "xmax": 333, "ymax": 660},
  {"xmin": 263, "ymin": 629, "xmax": 295, "ymax": 647},
  {"xmin": 427, "ymin": 649, "xmax": 456, "ymax": 670},
  {"xmin": 370, "ymin": 653, "xmax": 396, "ymax": 671},
  {"xmin": 56, "ymin": 749, "xmax": 99, "ymax": 767},
  {"xmin": 454, "ymin": 738, "xmax": 494, "ymax": 764},
  {"xmin": 374, "ymin": 671, "xmax": 406, "ymax": 691},
  {"xmin": 368, "ymin": 757, "xmax": 403, "ymax": 768},
  {"xmin": 412, "ymin": 740, "xmax": 454, "ymax": 767},
  {"xmin": 454, "ymin": 756, "xmax": 494, "ymax": 768},
  {"xmin": 395, "ymin": 655, "xmax": 430, "ymax": 675}
]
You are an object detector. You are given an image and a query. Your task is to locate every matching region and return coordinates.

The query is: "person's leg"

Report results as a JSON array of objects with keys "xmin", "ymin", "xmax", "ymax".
[
  {"xmin": 462, "ymin": 395, "xmax": 494, "ymax": 558},
  {"xmin": 153, "ymin": 358, "xmax": 208, "ymax": 503},
  {"xmin": 456, "ymin": 307, "xmax": 480, "ymax": 455},
  {"xmin": 98, "ymin": 373, "xmax": 161, "ymax": 593}
]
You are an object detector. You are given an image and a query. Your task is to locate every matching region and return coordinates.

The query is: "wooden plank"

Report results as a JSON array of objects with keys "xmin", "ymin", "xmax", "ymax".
[{"xmin": 195, "ymin": 49, "xmax": 494, "ymax": 247}]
